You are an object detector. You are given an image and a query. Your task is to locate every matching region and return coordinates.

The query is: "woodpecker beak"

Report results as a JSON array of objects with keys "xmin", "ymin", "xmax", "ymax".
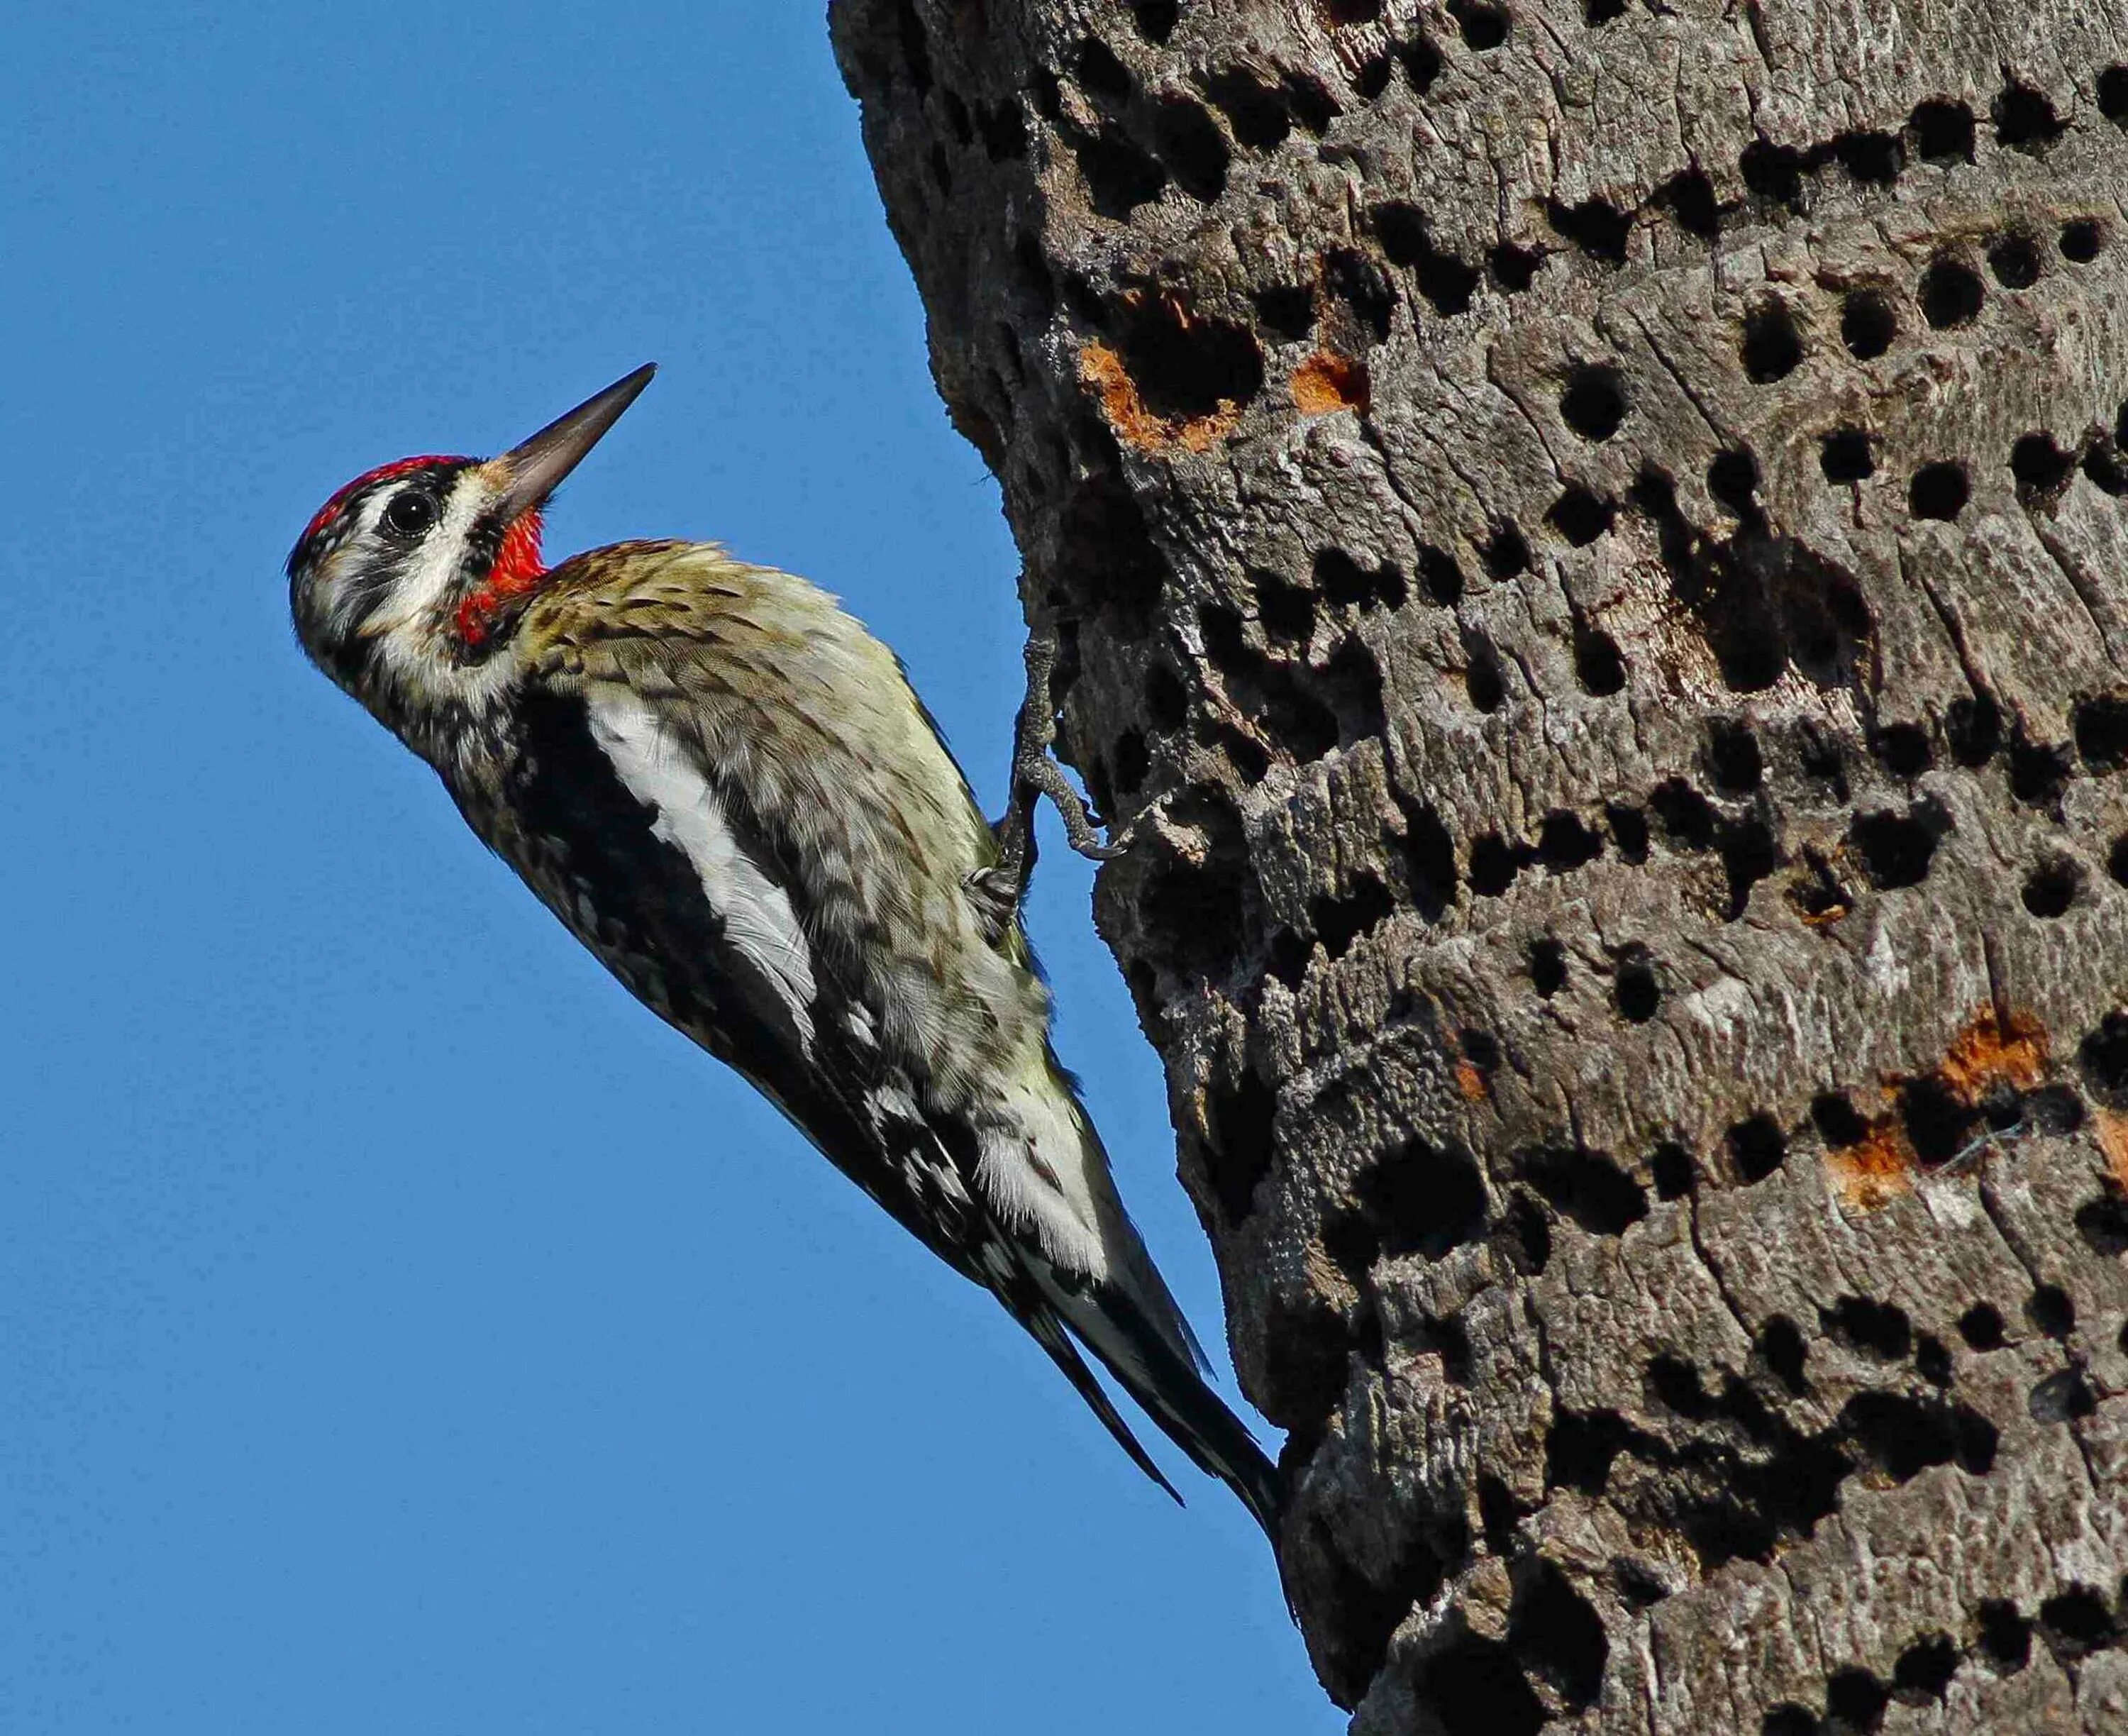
[{"xmin": 487, "ymin": 363, "xmax": 656, "ymax": 522}]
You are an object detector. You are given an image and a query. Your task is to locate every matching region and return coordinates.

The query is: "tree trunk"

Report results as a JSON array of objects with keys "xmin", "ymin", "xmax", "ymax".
[{"xmin": 829, "ymin": 2, "xmax": 2128, "ymax": 1728}]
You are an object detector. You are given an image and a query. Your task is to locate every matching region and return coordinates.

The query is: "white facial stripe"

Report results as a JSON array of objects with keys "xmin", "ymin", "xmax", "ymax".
[
  {"xmin": 355, "ymin": 473, "xmax": 489, "ymax": 641},
  {"xmin": 587, "ymin": 693, "xmax": 819, "ymax": 1047}
]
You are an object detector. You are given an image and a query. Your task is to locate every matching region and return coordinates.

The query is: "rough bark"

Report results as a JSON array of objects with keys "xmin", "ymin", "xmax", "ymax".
[{"xmin": 830, "ymin": 3, "xmax": 2128, "ymax": 1729}]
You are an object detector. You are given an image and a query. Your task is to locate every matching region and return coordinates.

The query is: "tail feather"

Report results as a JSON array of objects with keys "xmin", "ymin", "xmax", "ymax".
[
  {"xmin": 1031, "ymin": 1263, "xmax": 1285, "ymax": 1541},
  {"xmin": 1016, "ymin": 1303, "xmax": 1185, "ymax": 1507}
]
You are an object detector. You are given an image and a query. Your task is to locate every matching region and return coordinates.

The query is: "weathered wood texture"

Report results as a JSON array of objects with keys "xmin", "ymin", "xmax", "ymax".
[{"xmin": 831, "ymin": 2, "xmax": 2128, "ymax": 1728}]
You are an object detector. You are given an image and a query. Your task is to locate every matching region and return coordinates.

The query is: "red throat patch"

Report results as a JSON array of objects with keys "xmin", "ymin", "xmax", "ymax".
[{"xmin": 454, "ymin": 507, "xmax": 546, "ymax": 648}]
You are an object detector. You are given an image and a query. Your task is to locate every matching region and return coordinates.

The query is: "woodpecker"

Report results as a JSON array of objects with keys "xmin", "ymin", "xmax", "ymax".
[{"xmin": 287, "ymin": 365, "xmax": 1282, "ymax": 1537}]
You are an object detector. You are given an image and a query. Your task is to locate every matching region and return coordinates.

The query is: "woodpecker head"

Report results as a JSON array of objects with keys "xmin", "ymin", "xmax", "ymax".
[{"xmin": 288, "ymin": 364, "xmax": 655, "ymax": 717}]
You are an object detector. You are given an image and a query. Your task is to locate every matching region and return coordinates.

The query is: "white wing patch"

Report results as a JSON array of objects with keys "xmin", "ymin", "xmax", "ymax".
[{"xmin": 587, "ymin": 693, "xmax": 819, "ymax": 1049}]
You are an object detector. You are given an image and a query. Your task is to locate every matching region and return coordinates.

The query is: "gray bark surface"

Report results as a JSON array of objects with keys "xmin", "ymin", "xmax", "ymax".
[{"xmin": 829, "ymin": 3, "xmax": 2128, "ymax": 1729}]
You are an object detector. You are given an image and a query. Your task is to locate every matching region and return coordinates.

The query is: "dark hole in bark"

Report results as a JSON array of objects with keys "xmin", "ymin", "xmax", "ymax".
[
  {"xmin": 1649, "ymin": 778, "xmax": 1718, "ymax": 848},
  {"xmin": 1395, "ymin": 791, "xmax": 1458, "ymax": 919},
  {"xmin": 1919, "ymin": 255, "xmax": 1983, "ymax": 328},
  {"xmin": 1741, "ymin": 300, "xmax": 1804, "ymax": 380},
  {"xmin": 1560, "ymin": 365, "xmax": 1627, "ymax": 440},
  {"xmin": 1812, "ymin": 1093, "xmax": 1870, "ymax": 1146},
  {"xmin": 1660, "ymin": 166, "xmax": 1721, "ymax": 238},
  {"xmin": 1483, "ymin": 522, "xmax": 1530, "ymax": 578},
  {"xmin": 1822, "ymin": 1295, "xmax": 1911, "ymax": 1359},
  {"xmin": 2011, "ymin": 431, "xmax": 2074, "ymax": 498},
  {"xmin": 1842, "ymin": 1391, "xmax": 1995, "ymax": 1481},
  {"xmin": 1722, "ymin": 819, "xmax": 1780, "ymax": 918},
  {"xmin": 1824, "ymin": 1667, "xmax": 1890, "ymax": 1732},
  {"xmin": 1469, "ymin": 834, "xmax": 1522, "ymax": 897},
  {"xmin": 1841, "ymin": 291, "xmax": 1896, "ymax": 358},
  {"xmin": 1760, "ymin": 1316, "xmax": 1808, "ymax": 1391},
  {"xmin": 1832, "ymin": 130, "xmax": 1902, "ymax": 183},
  {"xmin": 1465, "ymin": 637, "xmax": 1506, "ymax": 712},
  {"xmin": 1490, "ymin": 242, "xmax": 1541, "ymax": 291},
  {"xmin": 1352, "ymin": 52, "xmax": 1393, "ymax": 100},
  {"xmin": 1900, "ymin": 1074, "xmax": 1971, "ymax": 1163},
  {"xmin": 1708, "ymin": 719, "xmax": 1763, "ymax": 792},
  {"xmin": 1314, "ymin": 546, "xmax": 1407, "ymax": 610},
  {"xmin": 1993, "ymin": 82, "xmax": 2066, "ymax": 153},
  {"xmin": 1255, "ymin": 570, "xmax": 1315, "ymax": 641},
  {"xmin": 1908, "ymin": 97, "xmax": 1975, "ymax": 161},
  {"xmin": 2022, "ymin": 858, "xmax": 2078, "ymax": 918},
  {"xmin": 1728, "ymin": 1115, "xmax": 1786, "ymax": 1182},
  {"xmin": 1371, "ymin": 203, "xmax": 1480, "ymax": 316},
  {"xmin": 1607, "ymin": 802, "xmax": 1649, "ymax": 861},
  {"xmin": 1461, "ymin": 1028, "xmax": 1500, "ymax": 1071},
  {"xmin": 1324, "ymin": 247, "xmax": 1395, "ymax": 343},
  {"xmin": 1448, "ymin": 0, "xmax": 1509, "ymax": 51},
  {"xmin": 1124, "ymin": 0, "xmax": 1177, "ymax": 45},
  {"xmin": 2087, "ymin": 443, "xmax": 2128, "ymax": 496},
  {"xmin": 1395, "ymin": 33, "xmax": 1443, "ymax": 92},
  {"xmin": 1112, "ymin": 297, "xmax": 1263, "ymax": 420},
  {"xmin": 1915, "ymin": 457, "xmax": 1975, "ymax": 519},
  {"xmin": 1073, "ymin": 37, "xmax": 1133, "ymax": 101},
  {"xmin": 1418, "ymin": 543, "xmax": 1464, "ymax": 605},
  {"xmin": 2008, "ymin": 731, "xmax": 2071, "ymax": 808},
  {"xmin": 2059, "ymin": 219, "xmax": 2103, "ymax": 263},
  {"xmin": 1871, "ymin": 722, "xmax": 1931, "ymax": 777},
  {"xmin": 1978, "ymin": 1600, "xmax": 2033, "ymax": 1671},
  {"xmin": 1648, "ymin": 1352, "xmax": 1709, "ymax": 1417},
  {"xmin": 1850, "ymin": 802, "xmax": 1945, "ymax": 885},
  {"xmin": 1821, "ymin": 429, "xmax": 1875, "ymax": 481},
  {"xmin": 1574, "ymin": 624, "xmax": 1625, "ymax": 691},
  {"xmin": 1109, "ymin": 729, "xmax": 1149, "ymax": 794},
  {"xmin": 1151, "ymin": 95, "xmax": 1229, "ymax": 201},
  {"xmin": 1204, "ymin": 1066, "xmax": 1277, "ymax": 1220},
  {"xmin": 1310, "ymin": 874, "xmax": 1396, "ymax": 961},
  {"xmin": 1361, "ymin": 1137, "xmax": 1490, "ymax": 1260},
  {"xmin": 1989, "ymin": 233, "xmax": 2043, "ymax": 289},
  {"xmin": 1518, "ymin": 1144, "xmax": 1648, "ymax": 1234},
  {"xmin": 1915, "ymin": 1334, "xmax": 1952, "ymax": 1386},
  {"xmin": 1202, "ymin": 66, "xmax": 1290, "ymax": 148},
  {"xmin": 2024, "ymin": 1084, "xmax": 2085, "ymax": 1134},
  {"xmin": 1536, "ymin": 810, "xmax": 1603, "ymax": 870},
  {"xmin": 2028, "ymin": 1368, "xmax": 2097, "ymax": 1423},
  {"xmin": 1614, "ymin": 950, "xmax": 1661, "ymax": 1023},
  {"xmin": 2038, "ymin": 1587, "xmax": 2119, "ymax": 1657},
  {"xmin": 1143, "ymin": 663, "xmax": 1187, "ymax": 732},
  {"xmin": 2026, "ymin": 1284, "xmax": 2075, "ymax": 1337},
  {"xmin": 1529, "ymin": 937, "xmax": 1567, "ymax": 996},
  {"xmin": 1280, "ymin": 72, "xmax": 1340, "ymax": 136},
  {"xmin": 1548, "ymin": 197, "xmax": 1629, "ymax": 262},
  {"xmin": 1070, "ymin": 124, "xmax": 1167, "ymax": 216},
  {"xmin": 2074, "ymin": 1190, "xmax": 2128, "ymax": 1256},
  {"xmin": 1509, "ymin": 1560, "xmax": 1609, "ymax": 1710},
  {"xmin": 1478, "ymin": 1475, "xmax": 1522, "ymax": 1555},
  {"xmin": 1414, "ymin": 1636, "xmax": 1544, "ymax": 1736},
  {"xmin": 1761, "ymin": 1708, "xmax": 1818, "ymax": 1736},
  {"xmin": 1945, "ymin": 694, "xmax": 2002, "ymax": 765},
  {"xmin": 1252, "ymin": 283, "xmax": 1314, "ymax": 339},
  {"xmin": 1958, "ymin": 1303, "xmax": 2007, "ymax": 1350},
  {"xmin": 1502, "ymin": 1190, "xmax": 1551, "ymax": 1274},
  {"xmin": 1741, "ymin": 139, "xmax": 1805, "ymax": 206},
  {"xmin": 1708, "ymin": 448, "xmax": 1759, "ymax": 515},
  {"xmin": 891, "ymin": 0, "xmax": 933, "ymax": 92},
  {"xmin": 1551, "ymin": 487, "xmax": 1614, "ymax": 547},
  {"xmin": 2101, "ymin": 65, "xmax": 2128, "ymax": 126},
  {"xmin": 1651, "ymin": 1141, "xmax": 1695, "ymax": 1200},
  {"xmin": 2075, "ymin": 695, "xmax": 2128, "ymax": 770},
  {"xmin": 2080, "ymin": 1010, "xmax": 2128, "ymax": 1105},
  {"xmin": 1324, "ymin": 0, "xmax": 1380, "ymax": 21}
]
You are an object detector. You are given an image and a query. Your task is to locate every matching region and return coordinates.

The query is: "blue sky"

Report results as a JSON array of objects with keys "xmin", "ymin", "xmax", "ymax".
[{"xmin": 0, "ymin": 6, "xmax": 1334, "ymax": 1731}]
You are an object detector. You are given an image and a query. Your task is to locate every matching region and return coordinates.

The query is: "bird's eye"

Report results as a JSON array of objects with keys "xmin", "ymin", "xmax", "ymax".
[{"xmin": 382, "ymin": 490, "xmax": 438, "ymax": 539}]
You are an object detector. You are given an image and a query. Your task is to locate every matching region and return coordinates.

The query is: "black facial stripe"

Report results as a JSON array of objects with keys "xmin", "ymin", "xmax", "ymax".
[{"xmin": 284, "ymin": 458, "xmax": 475, "ymax": 581}]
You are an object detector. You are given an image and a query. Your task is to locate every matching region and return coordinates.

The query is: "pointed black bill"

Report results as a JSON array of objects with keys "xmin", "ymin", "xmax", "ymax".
[{"xmin": 489, "ymin": 363, "xmax": 656, "ymax": 521}]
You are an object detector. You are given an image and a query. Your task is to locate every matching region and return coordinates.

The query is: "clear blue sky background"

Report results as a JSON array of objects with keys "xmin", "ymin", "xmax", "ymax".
[{"xmin": 1, "ymin": 8, "xmax": 1336, "ymax": 1732}]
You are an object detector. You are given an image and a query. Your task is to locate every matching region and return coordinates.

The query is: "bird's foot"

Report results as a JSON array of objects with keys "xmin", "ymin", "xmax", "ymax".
[{"xmin": 990, "ymin": 624, "xmax": 1124, "ymax": 907}]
